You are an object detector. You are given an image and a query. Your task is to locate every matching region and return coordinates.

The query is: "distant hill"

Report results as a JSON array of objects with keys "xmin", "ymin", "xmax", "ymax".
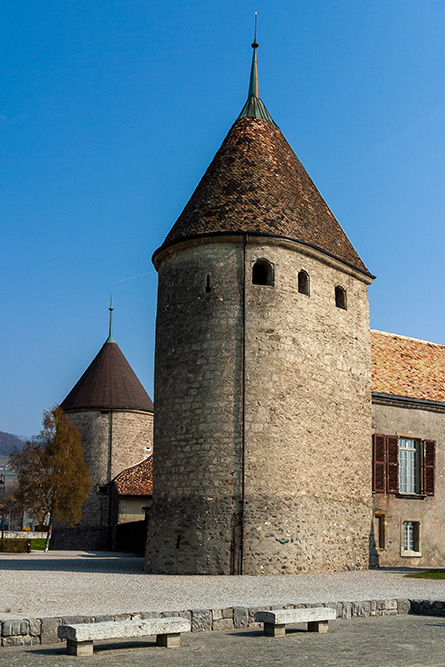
[{"xmin": 0, "ymin": 432, "xmax": 26, "ymax": 457}]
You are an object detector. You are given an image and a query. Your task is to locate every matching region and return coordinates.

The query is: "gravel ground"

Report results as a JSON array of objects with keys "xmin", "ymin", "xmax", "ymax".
[{"xmin": 0, "ymin": 551, "xmax": 444, "ymax": 618}]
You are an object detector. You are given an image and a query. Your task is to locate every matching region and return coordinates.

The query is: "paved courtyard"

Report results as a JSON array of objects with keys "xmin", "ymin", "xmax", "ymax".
[
  {"xmin": 0, "ymin": 551, "xmax": 444, "ymax": 618},
  {"xmin": 0, "ymin": 615, "xmax": 444, "ymax": 666}
]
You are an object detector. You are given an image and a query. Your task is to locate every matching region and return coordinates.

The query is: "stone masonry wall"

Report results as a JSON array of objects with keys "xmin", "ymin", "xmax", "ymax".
[
  {"xmin": 110, "ymin": 410, "xmax": 153, "ymax": 480},
  {"xmin": 243, "ymin": 241, "xmax": 373, "ymax": 574},
  {"xmin": 372, "ymin": 403, "xmax": 445, "ymax": 567},
  {"xmin": 146, "ymin": 242, "xmax": 243, "ymax": 573},
  {"xmin": 53, "ymin": 410, "xmax": 153, "ymax": 550},
  {"xmin": 146, "ymin": 237, "xmax": 373, "ymax": 574},
  {"xmin": 1, "ymin": 599, "xmax": 442, "ymax": 647}
]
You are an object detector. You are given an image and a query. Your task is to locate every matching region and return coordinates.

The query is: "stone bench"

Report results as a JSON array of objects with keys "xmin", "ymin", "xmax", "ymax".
[
  {"xmin": 58, "ymin": 617, "xmax": 191, "ymax": 656},
  {"xmin": 255, "ymin": 607, "xmax": 336, "ymax": 637}
]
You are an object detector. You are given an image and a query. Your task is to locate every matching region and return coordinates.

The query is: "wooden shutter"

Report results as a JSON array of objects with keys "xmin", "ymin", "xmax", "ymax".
[
  {"xmin": 372, "ymin": 434, "xmax": 386, "ymax": 492},
  {"xmin": 423, "ymin": 440, "xmax": 435, "ymax": 496},
  {"xmin": 386, "ymin": 436, "xmax": 399, "ymax": 494}
]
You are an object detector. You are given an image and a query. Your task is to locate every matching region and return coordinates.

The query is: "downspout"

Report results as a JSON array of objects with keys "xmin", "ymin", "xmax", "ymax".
[
  {"xmin": 108, "ymin": 410, "xmax": 113, "ymax": 549},
  {"xmin": 239, "ymin": 233, "xmax": 248, "ymax": 574}
]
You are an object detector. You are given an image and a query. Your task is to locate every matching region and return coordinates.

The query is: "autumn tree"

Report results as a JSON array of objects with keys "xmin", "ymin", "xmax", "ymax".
[{"xmin": 9, "ymin": 406, "xmax": 91, "ymax": 551}]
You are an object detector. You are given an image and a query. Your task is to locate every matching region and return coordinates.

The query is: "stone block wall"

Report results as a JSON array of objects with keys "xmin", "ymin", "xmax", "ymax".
[
  {"xmin": 243, "ymin": 240, "xmax": 373, "ymax": 574},
  {"xmin": 1, "ymin": 599, "xmax": 442, "ymax": 647},
  {"xmin": 146, "ymin": 236, "xmax": 373, "ymax": 574},
  {"xmin": 147, "ymin": 242, "xmax": 244, "ymax": 573},
  {"xmin": 52, "ymin": 409, "xmax": 153, "ymax": 550}
]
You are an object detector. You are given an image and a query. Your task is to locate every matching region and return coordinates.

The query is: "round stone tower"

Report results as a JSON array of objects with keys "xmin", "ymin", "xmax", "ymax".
[
  {"xmin": 56, "ymin": 304, "xmax": 154, "ymax": 550},
  {"xmin": 145, "ymin": 41, "xmax": 374, "ymax": 574}
]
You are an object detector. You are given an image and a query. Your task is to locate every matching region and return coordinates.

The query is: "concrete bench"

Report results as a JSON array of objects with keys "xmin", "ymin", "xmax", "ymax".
[
  {"xmin": 255, "ymin": 607, "xmax": 336, "ymax": 637},
  {"xmin": 58, "ymin": 617, "xmax": 191, "ymax": 656}
]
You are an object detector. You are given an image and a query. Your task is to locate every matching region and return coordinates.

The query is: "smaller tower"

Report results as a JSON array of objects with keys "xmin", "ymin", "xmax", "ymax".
[{"xmin": 54, "ymin": 304, "xmax": 154, "ymax": 550}]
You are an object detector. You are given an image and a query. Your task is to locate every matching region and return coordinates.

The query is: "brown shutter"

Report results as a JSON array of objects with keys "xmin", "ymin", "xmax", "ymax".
[
  {"xmin": 386, "ymin": 436, "xmax": 399, "ymax": 494},
  {"xmin": 372, "ymin": 434, "xmax": 386, "ymax": 493},
  {"xmin": 424, "ymin": 440, "xmax": 435, "ymax": 496}
]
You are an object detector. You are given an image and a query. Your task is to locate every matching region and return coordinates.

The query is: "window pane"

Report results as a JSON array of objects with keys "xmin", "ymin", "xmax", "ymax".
[
  {"xmin": 399, "ymin": 439, "xmax": 418, "ymax": 494},
  {"xmin": 404, "ymin": 521, "xmax": 414, "ymax": 551}
]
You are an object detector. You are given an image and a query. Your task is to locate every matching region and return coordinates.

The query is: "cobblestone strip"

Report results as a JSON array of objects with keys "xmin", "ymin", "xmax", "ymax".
[{"xmin": 1, "ymin": 599, "xmax": 444, "ymax": 647}]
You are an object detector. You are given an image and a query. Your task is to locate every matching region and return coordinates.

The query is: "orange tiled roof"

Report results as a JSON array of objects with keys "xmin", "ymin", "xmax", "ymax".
[
  {"xmin": 371, "ymin": 330, "xmax": 445, "ymax": 403},
  {"xmin": 113, "ymin": 455, "xmax": 153, "ymax": 496}
]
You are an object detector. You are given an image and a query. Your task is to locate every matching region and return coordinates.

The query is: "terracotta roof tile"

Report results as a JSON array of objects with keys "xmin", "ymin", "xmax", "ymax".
[
  {"xmin": 114, "ymin": 455, "xmax": 153, "ymax": 496},
  {"xmin": 371, "ymin": 330, "xmax": 445, "ymax": 403},
  {"xmin": 61, "ymin": 341, "xmax": 153, "ymax": 412},
  {"xmin": 155, "ymin": 117, "xmax": 370, "ymax": 276}
]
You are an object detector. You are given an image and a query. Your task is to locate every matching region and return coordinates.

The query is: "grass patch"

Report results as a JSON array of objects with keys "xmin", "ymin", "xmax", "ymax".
[
  {"xmin": 404, "ymin": 570, "xmax": 445, "ymax": 579},
  {"xmin": 30, "ymin": 538, "xmax": 46, "ymax": 550}
]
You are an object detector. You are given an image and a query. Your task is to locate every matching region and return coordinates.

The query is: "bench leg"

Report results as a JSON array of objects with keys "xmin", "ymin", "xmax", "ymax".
[
  {"xmin": 264, "ymin": 623, "xmax": 286, "ymax": 637},
  {"xmin": 308, "ymin": 620, "xmax": 329, "ymax": 634},
  {"xmin": 67, "ymin": 639, "xmax": 94, "ymax": 656},
  {"xmin": 156, "ymin": 632, "xmax": 181, "ymax": 648}
]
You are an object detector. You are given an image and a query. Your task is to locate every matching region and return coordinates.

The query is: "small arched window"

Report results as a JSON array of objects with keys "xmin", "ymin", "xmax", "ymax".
[
  {"xmin": 298, "ymin": 270, "xmax": 310, "ymax": 296},
  {"xmin": 252, "ymin": 259, "xmax": 274, "ymax": 286},
  {"xmin": 335, "ymin": 285, "xmax": 347, "ymax": 310}
]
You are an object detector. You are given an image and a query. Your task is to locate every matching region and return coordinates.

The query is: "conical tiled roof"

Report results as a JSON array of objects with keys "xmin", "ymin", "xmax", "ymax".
[
  {"xmin": 60, "ymin": 340, "xmax": 153, "ymax": 412},
  {"xmin": 154, "ymin": 45, "xmax": 371, "ymax": 277}
]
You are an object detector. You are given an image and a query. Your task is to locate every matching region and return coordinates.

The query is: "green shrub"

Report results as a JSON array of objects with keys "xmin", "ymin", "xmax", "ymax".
[{"xmin": 0, "ymin": 538, "xmax": 31, "ymax": 553}]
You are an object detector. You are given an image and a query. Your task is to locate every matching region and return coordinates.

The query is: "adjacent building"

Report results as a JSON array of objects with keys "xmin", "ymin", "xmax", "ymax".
[{"xmin": 371, "ymin": 330, "xmax": 444, "ymax": 567}]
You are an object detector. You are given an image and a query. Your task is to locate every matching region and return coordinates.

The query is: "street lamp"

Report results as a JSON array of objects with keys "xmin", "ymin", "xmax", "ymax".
[{"xmin": 0, "ymin": 474, "xmax": 5, "ymax": 550}]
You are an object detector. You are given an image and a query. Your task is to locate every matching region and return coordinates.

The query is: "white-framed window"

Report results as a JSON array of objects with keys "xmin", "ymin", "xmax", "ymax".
[
  {"xmin": 401, "ymin": 520, "xmax": 421, "ymax": 556},
  {"xmin": 399, "ymin": 438, "xmax": 420, "ymax": 494}
]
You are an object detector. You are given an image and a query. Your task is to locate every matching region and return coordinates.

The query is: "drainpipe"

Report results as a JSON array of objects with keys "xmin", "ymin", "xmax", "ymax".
[
  {"xmin": 108, "ymin": 410, "xmax": 113, "ymax": 549},
  {"xmin": 239, "ymin": 234, "xmax": 248, "ymax": 574}
]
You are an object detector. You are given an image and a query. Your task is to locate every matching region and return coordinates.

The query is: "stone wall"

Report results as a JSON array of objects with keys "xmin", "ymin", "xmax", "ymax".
[
  {"xmin": 146, "ymin": 236, "xmax": 373, "ymax": 574},
  {"xmin": 52, "ymin": 409, "xmax": 153, "ymax": 550},
  {"xmin": 0, "ymin": 599, "xmax": 441, "ymax": 647},
  {"xmin": 243, "ymin": 240, "xmax": 373, "ymax": 574},
  {"xmin": 372, "ymin": 401, "xmax": 445, "ymax": 567}
]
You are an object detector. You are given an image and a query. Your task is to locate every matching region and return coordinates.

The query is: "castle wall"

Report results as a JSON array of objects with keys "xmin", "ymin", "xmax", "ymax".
[
  {"xmin": 110, "ymin": 410, "xmax": 153, "ymax": 479},
  {"xmin": 242, "ymin": 241, "xmax": 373, "ymax": 574},
  {"xmin": 52, "ymin": 409, "xmax": 153, "ymax": 550},
  {"xmin": 147, "ymin": 242, "xmax": 243, "ymax": 574},
  {"xmin": 145, "ymin": 237, "xmax": 373, "ymax": 574},
  {"xmin": 372, "ymin": 403, "xmax": 445, "ymax": 567}
]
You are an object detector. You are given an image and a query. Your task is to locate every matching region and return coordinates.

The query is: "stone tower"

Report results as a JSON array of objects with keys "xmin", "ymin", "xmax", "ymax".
[
  {"xmin": 145, "ymin": 41, "xmax": 374, "ymax": 574},
  {"xmin": 56, "ymin": 305, "xmax": 154, "ymax": 550}
]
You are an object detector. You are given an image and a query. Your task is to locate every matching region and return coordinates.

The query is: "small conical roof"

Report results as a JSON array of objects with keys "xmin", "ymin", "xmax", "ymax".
[
  {"xmin": 154, "ymin": 44, "xmax": 371, "ymax": 277},
  {"xmin": 61, "ymin": 340, "xmax": 153, "ymax": 412}
]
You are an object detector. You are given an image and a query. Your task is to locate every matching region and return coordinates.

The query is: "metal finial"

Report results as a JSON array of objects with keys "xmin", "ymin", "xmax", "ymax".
[
  {"xmin": 107, "ymin": 295, "xmax": 116, "ymax": 342},
  {"xmin": 237, "ymin": 15, "xmax": 278, "ymax": 127},
  {"xmin": 252, "ymin": 12, "xmax": 258, "ymax": 49}
]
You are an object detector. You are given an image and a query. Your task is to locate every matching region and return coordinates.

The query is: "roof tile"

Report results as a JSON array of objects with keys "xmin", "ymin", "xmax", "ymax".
[
  {"xmin": 114, "ymin": 455, "xmax": 153, "ymax": 496},
  {"xmin": 371, "ymin": 330, "xmax": 445, "ymax": 403},
  {"xmin": 156, "ymin": 117, "xmax": 370, "ymax": 276},
  {"xmin": 61, "ymin": 341, "xmax": 153, "ymax": 412}
]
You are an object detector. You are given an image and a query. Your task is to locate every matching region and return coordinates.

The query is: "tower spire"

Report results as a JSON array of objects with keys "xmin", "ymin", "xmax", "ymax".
[
  {"xmin": 237, "ymin": 16, "xmax": 277, "ymax": 126},
  {"xmin": 107, "ymin": 295, "xmax": 116, "ymax": 343}
]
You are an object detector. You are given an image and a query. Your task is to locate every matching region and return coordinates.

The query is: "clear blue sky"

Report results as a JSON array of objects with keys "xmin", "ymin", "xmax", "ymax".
[{"xmin": 2, "ymin": 1, "xmax": 445, "ymax": 437}]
